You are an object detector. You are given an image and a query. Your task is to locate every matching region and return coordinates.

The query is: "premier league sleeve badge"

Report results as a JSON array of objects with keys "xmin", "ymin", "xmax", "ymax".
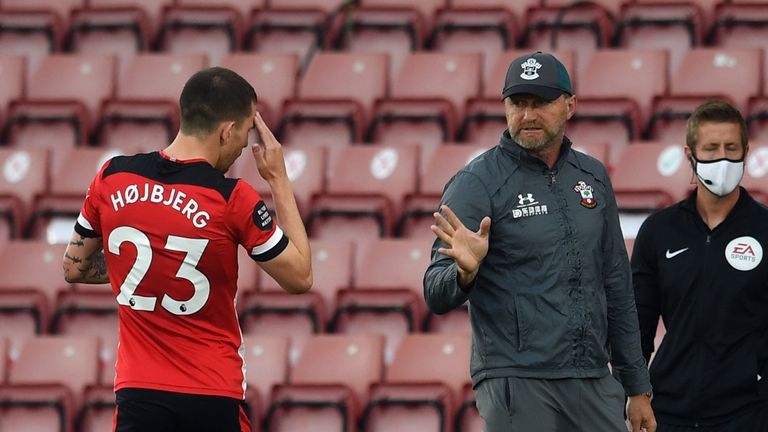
[{"xmin": 573, "ymin": 181, "xmax": 598, "ymax": 209}]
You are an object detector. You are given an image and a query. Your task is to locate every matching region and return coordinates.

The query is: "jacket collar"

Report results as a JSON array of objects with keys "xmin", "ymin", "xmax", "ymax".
[{"xmin": 680, "ymin": 186, "xmax": 752, "ymax": 228}]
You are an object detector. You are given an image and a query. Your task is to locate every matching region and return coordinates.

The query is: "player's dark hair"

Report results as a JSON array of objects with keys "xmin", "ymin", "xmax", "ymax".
[
  {"xmin": 686, "ymin": 99, "xmax": 747, "ymax": 154},
  {"xmin": 179, "ymin": 67, "xmax": 257, "ymax": 136}
]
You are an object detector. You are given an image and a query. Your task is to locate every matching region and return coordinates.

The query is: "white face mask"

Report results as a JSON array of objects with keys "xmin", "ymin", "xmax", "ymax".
[{"xmin": 693, "ymin": 157, "xmax": 744, "ymax": 197}]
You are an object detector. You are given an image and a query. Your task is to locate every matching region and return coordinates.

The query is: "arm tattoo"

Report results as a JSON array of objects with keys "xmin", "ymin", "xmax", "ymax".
[
  {"xmin": 78, "ymin": 249, "xmax": 109, "ymax": 283},
  {"xmin": 64, "ymin": 253, "xmax": 82, "ymax": 264},
  {"xmin": 69, "ymin": 237, "xmax": 84, "ymax": 247}
]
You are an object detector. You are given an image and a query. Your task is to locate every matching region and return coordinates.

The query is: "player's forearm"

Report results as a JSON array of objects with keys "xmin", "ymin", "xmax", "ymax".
[
  {"xmin": 64, "ymin": 248, "xmax": 110, "ymax": 284},
  {"xmin": 269, "ymin": 177, "xmax": 311, "ymax": 270}
]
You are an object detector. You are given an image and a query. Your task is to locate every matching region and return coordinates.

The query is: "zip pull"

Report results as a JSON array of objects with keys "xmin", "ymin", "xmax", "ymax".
[
  {"xmin": 549, "ymin": 169, "xmax": 557, "ymax": 184},
  {"xmin": 706, "ymin": 234, "xmax": 711, "ymax": 245}
]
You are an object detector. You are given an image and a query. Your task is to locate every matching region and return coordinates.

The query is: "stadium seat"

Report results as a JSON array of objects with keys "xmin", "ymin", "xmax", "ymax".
[
  {"xmin": 0, "ymin": 148, "xmax": 49, "ymax": 239},
  {"xmin": 246, "ymin": 0, "xmax": 344, "ymax": 67},
  {"xmin": 611, "ymin": 142, "xmax": 694, "ymax": 212},
  {"xmin": 327, "ymin": 0, "xmax": 445, "ymax": 79},
  {"xmin": 0, "ymin": 384, "xmax": 75, "ymax": 432},
  {"xmin": 240, "ymin": 240, "xmax": 354, "ymax": 364},
  {"xmin": 430, "ymin": 3, "xmax": 517, "ymax": 75},
  {"xmin": 265, "ymin": 334, "xmax": 385, "ymax": 432},
  {"xmin": 96, "ymin": 53, "xmax": 207, "ymax": 149},
  {"xmin": 308, "ymin": 145, "xmax": 418, "ymax": 240},
  {"xmin": 243, "ymin": 335, "xmax": 290, "ymax": 405},
  {"xmin": 577, "ymin": 49, "xmax": 669, "ymax": 140},
  {"xmin": 520, "ymin": 4, "xmax": 614, "ymax": 77},
  {"xmin": 743, "ymin": 142, "xmax": 768, "ymax": 205},
  {"xmin": 49, "ymin": 290, "xmax": 118, "ymax": 386},
  {"xmin": 157, "ymin": 0, "xmax": 259, "ymax": 66},
  {"xmin": 646, "ymin": 48, "xmax": 761, "ymax": 141},
  {"xmin": 0, "ymin": 56, "xmax": 25, "ymax": 116},
  {"xmin": 77, "ymin": 385, "xmax": 117, "ymax": 432},
  {"xmin": 454, "ymin": 383, "xmax": 483, "ymax": 432},
  {"xmin": 399, "ymin": 143, "xmax": 491, "ymax": 238},
  {"xmin": 0, "ymin": 0, "xmax": 83, "ymax": 81},
  {"xmin": 230, "ymin": 143, "xmax": 325, "ymax": 220},
  {"xmin": 279, "ymin": 52, "xmax": 389, "ymax": 147},
  {"xmin": 708, "ymin": 3, "xmax": 768, "ymax": 51},
  {"xmin": 360, "ymin": 334, "xmax": 471, "ymax": 432},
  {"xmin": 0, "ymin": 337, "xmax": 7, "ymax": 383},
  {"xmin": 83, "ymin": 0, "xmax": 176, "ymax": 44},
  {"xmin": 9, "ymin": 335, "xmax": 100, "ymax": 410},
  {"xmin": 570, "ymin": 141, "xmax": 612, "ymax": 171},
  {"xmin": 331, "ymin": 239, "xmax": 432, "ymax": 363},
  {"xmin": 219, "ymin": 53, "xmax": 298, "ymax": 127},
  {"xmin": 747, "ymin": 97, "xmax": 768, "ymax": 142},
  {"xmin": 614, "ymin": 2, "xmax": 705, "ymax": 75},
  {"xmin": 2, "ymin": 54, "xmax": 116, "ymax": 149},
  {"xmin": 30, "ymin": 147, "xmax": 135, "ymax": 243},
  {"xmin": 369, "ymin": 52, "xmax": 482, "ymax": 147}
]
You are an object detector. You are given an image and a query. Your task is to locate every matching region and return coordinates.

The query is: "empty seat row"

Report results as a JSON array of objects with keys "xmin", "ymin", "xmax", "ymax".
[
  {"xmin": 4, "ymin": 47, "xmax": 768, "ymax": 157},
  {"xmin": 0, "ymin": 333, "xmax": 481, "ymax": 432}
]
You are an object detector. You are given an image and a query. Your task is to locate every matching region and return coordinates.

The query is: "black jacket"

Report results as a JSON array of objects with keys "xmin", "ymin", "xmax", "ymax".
[
  {"xmin": 424, "ymin": 131, "xmax": 651, "ymax": 396},
  {"xmin": 632, "ymin": 188, "xmax": 768, "ymax": 426}
]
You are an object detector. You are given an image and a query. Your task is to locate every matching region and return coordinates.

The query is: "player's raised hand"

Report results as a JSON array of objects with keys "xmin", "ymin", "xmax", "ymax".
[
  {"xmin": 251, "ymin": 111, "xmax": 287, "ymax": 182},
  {"xmin": 431, "ymin": 205, "xmax": 491, "ymax": 282}
]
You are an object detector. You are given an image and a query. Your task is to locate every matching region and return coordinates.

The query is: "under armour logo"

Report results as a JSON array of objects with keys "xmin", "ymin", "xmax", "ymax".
[{"xmin": 518, "ymin": 193, "xmax": 536, "ymax": 206}]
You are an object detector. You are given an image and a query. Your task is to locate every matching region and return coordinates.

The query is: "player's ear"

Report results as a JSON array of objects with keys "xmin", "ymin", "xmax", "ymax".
[{"xmin": 219, "ymin": 121, "xmax": 235, "ymax": 146}]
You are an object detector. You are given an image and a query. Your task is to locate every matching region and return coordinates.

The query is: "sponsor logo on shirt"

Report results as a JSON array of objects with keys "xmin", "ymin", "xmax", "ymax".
[
  {"xmin": 512, "ymin": 192, "xmax": 548, "ymax": 219},
  {"xmin": 725, "ymin": 236, "xmax": 763, "ymax": 271}
]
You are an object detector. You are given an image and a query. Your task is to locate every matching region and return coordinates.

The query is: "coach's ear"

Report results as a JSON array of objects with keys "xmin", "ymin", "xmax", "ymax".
[{"xmin": 218, "ymin": 120, "xmax": 235, "ymax": 147}]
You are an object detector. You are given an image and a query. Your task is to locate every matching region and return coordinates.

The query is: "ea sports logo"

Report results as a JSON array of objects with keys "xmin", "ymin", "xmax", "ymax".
[{"xmin": 725, "ymin": 236, "xmax": 763, "ymax": 271}]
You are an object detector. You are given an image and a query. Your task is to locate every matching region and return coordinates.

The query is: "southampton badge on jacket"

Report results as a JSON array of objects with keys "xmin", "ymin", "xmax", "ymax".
[{"xmin": 574, "ymin": 181, "xmax": 597, "ymax": 209}]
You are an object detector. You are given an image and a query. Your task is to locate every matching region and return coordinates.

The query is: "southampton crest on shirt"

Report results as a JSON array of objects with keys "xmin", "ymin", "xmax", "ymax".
[{"xmin": 573, "ymin": 181, "xmax": 597, "ymax": 209}]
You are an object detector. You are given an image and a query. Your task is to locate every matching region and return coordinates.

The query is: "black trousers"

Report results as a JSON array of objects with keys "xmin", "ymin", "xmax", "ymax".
[
  {"xmin": 657, "ymin": 402, "xmax": 768, "ymax": 432},
  {"xmin": 115, "ymin": 388, "xmax": 250, "ymax": 432}
]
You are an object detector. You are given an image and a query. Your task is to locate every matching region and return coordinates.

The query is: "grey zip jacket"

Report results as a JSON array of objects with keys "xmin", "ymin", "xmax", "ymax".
[{"xmin": 424, "ymin": 131, "xmax": 651, "ymax": 396}]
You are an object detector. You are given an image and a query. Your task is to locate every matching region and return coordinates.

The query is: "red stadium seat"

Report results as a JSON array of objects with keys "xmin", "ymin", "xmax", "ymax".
[
  {"xmin": 369, "ymin": 53, "xmax": 481, "ymax": 147},
  {"xmin": 0, "ymin": 337, "xmax": 7, "ymax": 383},
  {"xmin": 743, "ymin": 142, "xmax": 768, "ymax": 205},
  {"xmin": 747, "ymin": 97, "xmax": 768, "ymax": 142},
  {"xmin": 30, "ymin": 147, "xmax": 136, "ymax": 243},
  {"xmin": 0, "ymin": 239, "xmax": 71, "ymax": 309},
  {"xmin": 326, "ymin": 0, "xmax": 445, "ymax": 79},
  {"xmin": 279, "ymin": 52, "xmax": 389, "ymax": 147},
  {"xmin": 646, "ymin": 48, "xmax": 761, "ymax": 141},
  {"xmin": 230, "ymin": 143, "xmax": 325, "ymax": 220},
  {"xmin": 331, "ymin": 239, "xmax": 432, "ymax": 363},
  {"xmin": 430, "ymin": 4, "xmax": 517, "ymax": 76},
  {"xmin": 246, "ymin": 0, "xmax": 344, "ymax": 66},
  {"xmin": 0, "ymin": 55, "xmax": 25, "ymax": 115},
  {"xmin": 399, "ymin": 143, "xmax": 491, "ymax": 239},
  {"xmin": 265, "ymin": 334, "xmax": 385, "ymax": 432},
  {"xmin": 0, "ymin": 0, "xmax": 84, "ymax": 81},
  {"xmin": 0, "ymin": 148, "xmax": 49, "ymax": 239},
  {"xmin": 455, "ymin": 383, "xmax": 483, "ymax": 432},
  {"xmin": 242, "ymin": 334, "xmax": 289, "ymax": 422},
  {"xmin": 240, "ymin": 240, "xmax": 354, "ymax": 363},
  {"xmin": 360, "ymin": 334, "xmax": 471, "ymax": 432},
  {"xmin": 219, "ymin": 53, "xmax": 298, "ymax": 127},
  {"xmin": 614, "ymin": 2, "xmax": 705, "ymax": 75},
  {"xmin": 50, "ymin": 290, "xmax": 118, "ymax": 386},
  {"xmin": 96, "ymin": 53, "xmax": 207, "ymax": 149},
  {"xmin": 157, "ymin": 0, "xmax": 261, "ymax": 66},
  {"xmin": 85, "ymin": 0, "xmax": 175, "ymax": 40},
  {"xmin": 520, "ymin": 4, "xmax": 614, "ymax": 77},
  {"xmin": 77, "ymin": 385, "xmax": 117, "ymax": 432},
  {"xmin": 611, "ymin": 142, "xmax": 694, "ymax": 211},
  {"xmin": 9, "ymin": 335, "xmax": 100, "ymax": 409},
  {"xmin": 2, "ymin": 54, "xmax": 116, "ymax": 148},
  {"xmin": 308, "ymin": 145, "xmax": 418, "ymax": 240},
  {"xmin": 578, "ymin": 49, "xmax": 669, "ymax": 135},
  {"xmin": 709, "ymin": 3, "xmax": 768, "ymax": 52},
  {"xmin": 0, "ymin": 384, "xmax": 75, "ymax": 432}
]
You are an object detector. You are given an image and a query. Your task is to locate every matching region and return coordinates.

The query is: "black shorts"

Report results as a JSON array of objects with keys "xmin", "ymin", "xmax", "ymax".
[{"xmin": 115, "ymin": 388, "xmax": 251, "ymax": 432}]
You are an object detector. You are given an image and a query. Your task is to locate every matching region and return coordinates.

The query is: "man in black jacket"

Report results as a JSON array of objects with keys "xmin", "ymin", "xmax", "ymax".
[
  {"xmin": 632, "ymin": 99, "xmax": 768, "ymax": 431},
  {"xmin": 425, "ymin": 51, "xmax": 656, "ymax": 432}
]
